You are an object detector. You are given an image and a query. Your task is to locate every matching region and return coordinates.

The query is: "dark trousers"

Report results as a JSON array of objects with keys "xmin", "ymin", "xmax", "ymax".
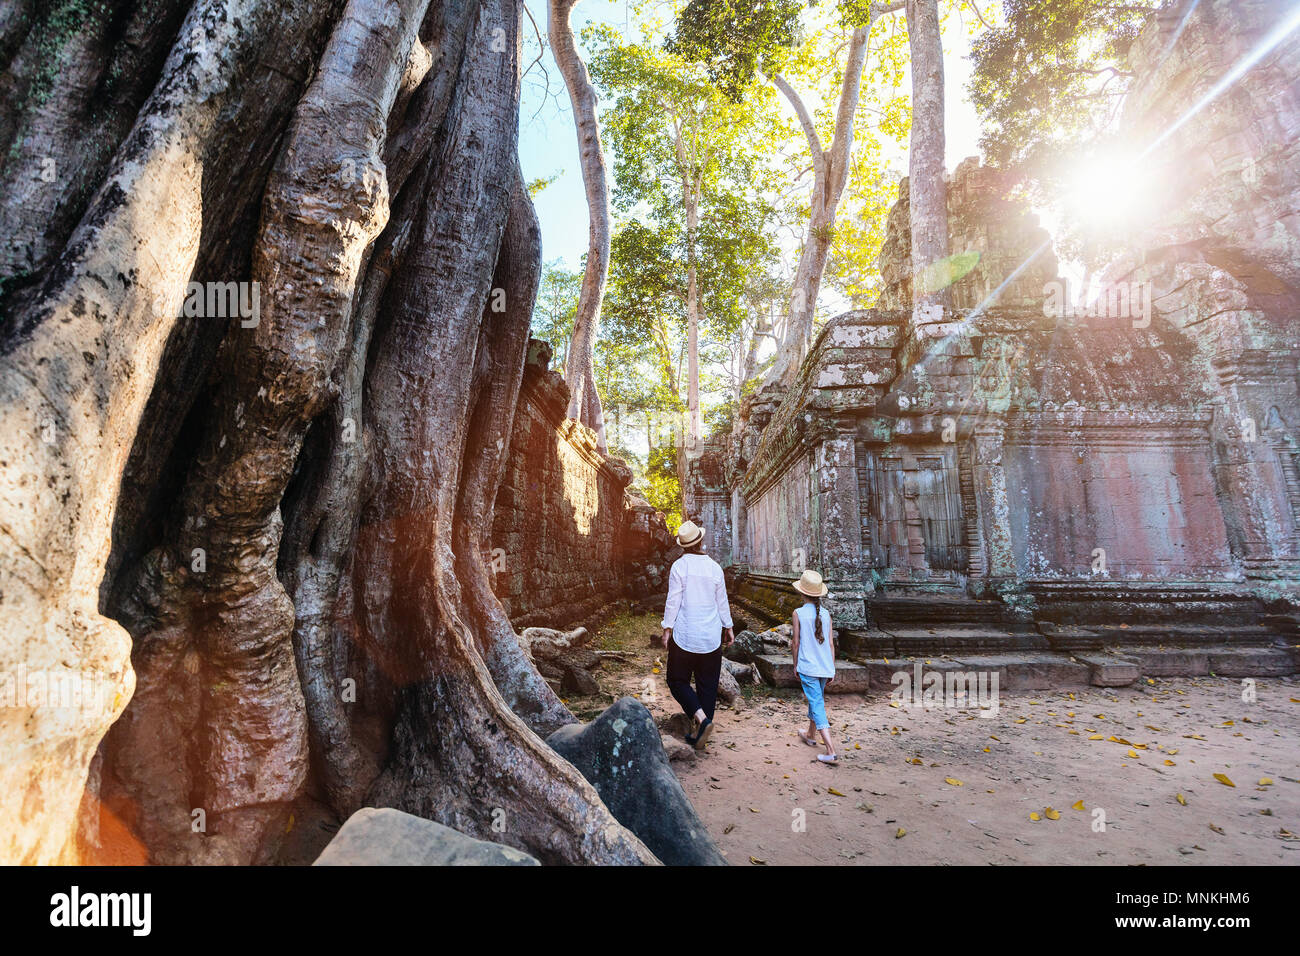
[{"xmin": 666, "ymin": 638, "xmax": 723, "ymax": 722}]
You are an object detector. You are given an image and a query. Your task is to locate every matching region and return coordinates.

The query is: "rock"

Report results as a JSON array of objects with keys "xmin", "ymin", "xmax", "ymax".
[
  {"xmin": 721, "ymin": 657, "xmax": 759, "ymax": 684},
  {"xmin": 656, "ymin": 712, "xmax": 693, "ymax": 738},
  {"xmin": 560, "ymin": 664, "xmax": 600, "ymax": 697},
  {"xmin": 548, "ymin": 697, "xmax": 727, "ymax": 866},
  {"xmin": 314, "ymin": 808, "xmax": 539, "ymax": 866},
  {"xmin": 520, "ymin": 625, "xmax": 590, "ymax": 655},
  {"xmin": 1075, "ymin": 653, "xmax": 1141, "ymax": 687},
  {"xmin": 716, "ymin": 665, "xmax": 742, "ymax": 706},
  {"xmin": 725, "ymin": 629, "xmax": 764, "ymax": 662},
  {"xmin": 758, "ymin": 625, "xmax": 792, "ymax": 649},
  {"xmin": 660, "ymin": 735, "xmax": 697, "ymax": 764}
]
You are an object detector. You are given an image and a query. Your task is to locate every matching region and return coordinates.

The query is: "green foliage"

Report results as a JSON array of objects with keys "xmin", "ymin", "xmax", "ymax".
[
  {"xmin": 968, "ymin": 0, "xmax": 1158, "ymax": 193},
  {"xmin": 526, "ymin": 171, "xmax": 562, "ymax": 197},
  {"xmin": 644, "ymin": 442, "xmax": 684, "ymax": 531},
  {"xmin": 664, "ymin": 0, "xmax": 804, "ymax": 100},
  {"xmin": 588, "ymin": 24, "xmax": 785, "ymax": 419},
  {"xmin": 529, "ymin": 260, "xmax": 582, "ymax": 369}
]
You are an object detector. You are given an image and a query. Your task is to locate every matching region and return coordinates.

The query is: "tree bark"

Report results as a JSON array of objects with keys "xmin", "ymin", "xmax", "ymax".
[
  {"xmin": 906, "ymin": 0, "xmax": 950, "ymax": 320},
  {"xmin": 549, "ymin": 0, "xmax": 609, "ymax": 452},
  {"xmin": 675, "ymin": 124, "xmax": 704, "ymax": 446}
]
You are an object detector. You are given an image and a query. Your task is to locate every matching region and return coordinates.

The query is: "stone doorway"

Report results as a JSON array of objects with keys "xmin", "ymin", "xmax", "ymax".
[{"xmin": 858, "ymin": 445, "xmax": 966, "ymax": 584}]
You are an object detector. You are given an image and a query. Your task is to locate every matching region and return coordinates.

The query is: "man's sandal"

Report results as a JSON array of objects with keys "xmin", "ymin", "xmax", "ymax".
[
  {"xmin": 694, "ymin": 717, "xmax": 714, "ymax": 750},
  {"xmin": 817, "ymin": 752, "xmax": 839, "ymax": 764},
  {"xmin": 798, "ymin": 730, "xmax": 820, "ymax": 747}
]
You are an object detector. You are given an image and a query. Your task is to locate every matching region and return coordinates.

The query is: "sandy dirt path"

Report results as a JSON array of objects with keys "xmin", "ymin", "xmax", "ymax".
[{"xmin": 578, "ymin": 613, "xmax": 1300, "ymax": 866}]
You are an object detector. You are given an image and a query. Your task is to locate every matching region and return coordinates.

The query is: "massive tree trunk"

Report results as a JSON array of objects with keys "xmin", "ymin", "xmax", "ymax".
[
  {"xmin": 675, "ymin": 124, "xmax": 704, "ymax": 446},
  {"xmin": 905, "ymin": 0, "xmax": 950, "ymax": 320},
  {"xmin": 0, "ymin": 0, "xmax": 653, "ymax": 865},
  {"xmin": 549, "ymin": 0, "xmax": 609, "ymax": 452}
]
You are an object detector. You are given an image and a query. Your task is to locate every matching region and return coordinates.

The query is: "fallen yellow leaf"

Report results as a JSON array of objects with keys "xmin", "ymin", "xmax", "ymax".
[
  {"xmin": 828, "ymin": 787, "xmax": 846, "ymax": 797},
  {"xmin": 1213, "ymin": 773, "xmax": 1236, "ymax": 788},
  {"xmin": 895, "ymin": 828, "xmax": 906, "ymax": 839},
  {"xmin": 749, "ymin": 856, "xmax": 767, "ymax": 865},
  {"xmin": 945, "ymin": 777, "xmax": 964, "ymax": 787},
  {"xmin": 1045, "ymin": 807, "xmax": 1060, "ymax": 820},
  {"xmin": 1029, "ymin": 812, "xmax": 1041, "ymax": 821},
  {"xmin": 1072, "ymin": 800, "xmax": 1085, "ymax": 811},
  {"xmin": 1176, "ymin": 793, "xmax": 1187, "ymax": 806},
  {"xmin": 1164, "ymin": 759, "xmax": 1175, "ymax": 766},
  {"xmin": 1259, "ymin": 778, "xmax": 1274, "ymax": 786}
]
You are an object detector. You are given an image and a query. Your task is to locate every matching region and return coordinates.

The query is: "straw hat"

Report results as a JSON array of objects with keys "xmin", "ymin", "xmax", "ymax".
[
  {"xmin": 792, "ymin": 569, "xmax": 828, "ymax": 597},
  {"xmin": 675, "ymin": 520, "xmax": 705, "ymax": 548}
]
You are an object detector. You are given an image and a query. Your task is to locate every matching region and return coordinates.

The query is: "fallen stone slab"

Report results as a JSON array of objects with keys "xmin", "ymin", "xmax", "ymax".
[
  {"xmin": 548, "ymin": 696, "xmax": 726, "ymax": 866},
  {"xmin": 724, "ymin": 629, "xmax": 763, "ymax": 662},
  {"xmin": 753, "ymin": 655, "xmax": 870, "ymax": 692},
  {"xmin": 314, "ymin": 807, "xmax": 540, "ymax": 866},
  {"xmin": 1075, "ymin": 653, "xmax": 1141, "ymax": 687},
  {"xmin": 1038, "ymin": 622, "xmax": 1106, "ymax": 652}
]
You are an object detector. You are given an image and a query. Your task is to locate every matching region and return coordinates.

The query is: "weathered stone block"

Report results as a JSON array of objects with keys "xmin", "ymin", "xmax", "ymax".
[
  {"xmin": 956, "ymin": 653, "xmax": 1089, "ymax": 690},
  {"xmin": 1205, "ymin": 647, "xmax": 1295, "ymax": 677},
  {"xmin": 1075, "ymin": 653, "xmax": 1141, "ymax": 687},
  {"xmin": 314, "ymin": 808, "xmax": 539, "ymax": 866},
  {"xmin": 754, "ymin": 654, "xmax": 870, "ymax": 692},
  {"xmin": 1119, "ymin": 647, "xmax": 1210, "ymax": 677}
]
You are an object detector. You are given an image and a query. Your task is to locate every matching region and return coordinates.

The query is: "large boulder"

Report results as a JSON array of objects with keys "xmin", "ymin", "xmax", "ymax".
[
  {"xmin": 547, "ymin": 697, "xmax": 727, "ymax": 866},
  {"xmin": 314, "ymin": 808, "xmax": 539, "ymax": 866}
]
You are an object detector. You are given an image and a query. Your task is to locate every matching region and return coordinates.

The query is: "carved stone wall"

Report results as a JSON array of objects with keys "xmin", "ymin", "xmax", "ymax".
[{"xmin": 491, "ymin": 342, "xmax": 675, "ymax": 627}]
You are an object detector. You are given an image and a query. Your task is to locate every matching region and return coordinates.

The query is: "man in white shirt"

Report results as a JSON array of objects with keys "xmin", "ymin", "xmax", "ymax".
[{"xmin": 660, "ymin": 520, "xmax": 734, "ymax": 750}]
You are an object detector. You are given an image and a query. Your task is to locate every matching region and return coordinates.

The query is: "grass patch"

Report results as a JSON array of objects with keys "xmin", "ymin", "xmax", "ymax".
[{"xmin": 592, "ymin": 610, "xmax": 658, "ymax": 653}]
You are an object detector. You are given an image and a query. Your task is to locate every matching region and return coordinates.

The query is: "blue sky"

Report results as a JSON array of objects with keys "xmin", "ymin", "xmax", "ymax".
[{"xmin": 517, "ymin": 3, "xmax": 990, "ymax": 271}]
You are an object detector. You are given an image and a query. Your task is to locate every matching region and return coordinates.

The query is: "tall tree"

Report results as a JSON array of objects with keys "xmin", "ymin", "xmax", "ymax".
[
  {"xmin": 548, "ymin": 0, "xmax": 610, "ymax": 449},
  {"xmin": 591, "ymin": 31, "xmax": 783, "ymax": 443},
  {"xmin": 669, "ymin": 0, "xmax": 909, "ymax": 385},
  {"xmin": 906, "ymin": 0, "xmax": 950, "ymax": 318}
]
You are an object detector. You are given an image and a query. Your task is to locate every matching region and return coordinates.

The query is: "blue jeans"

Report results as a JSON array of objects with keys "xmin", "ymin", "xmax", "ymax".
[{"xmin": 800, "ymin": 673, "xmax": 830, "ymax": 730}]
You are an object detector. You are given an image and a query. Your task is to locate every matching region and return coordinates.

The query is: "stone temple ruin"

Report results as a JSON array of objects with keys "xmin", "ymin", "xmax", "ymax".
[{"xmin": 681, "ymin": 0, "xmax": 1300, "ymax": 687}]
